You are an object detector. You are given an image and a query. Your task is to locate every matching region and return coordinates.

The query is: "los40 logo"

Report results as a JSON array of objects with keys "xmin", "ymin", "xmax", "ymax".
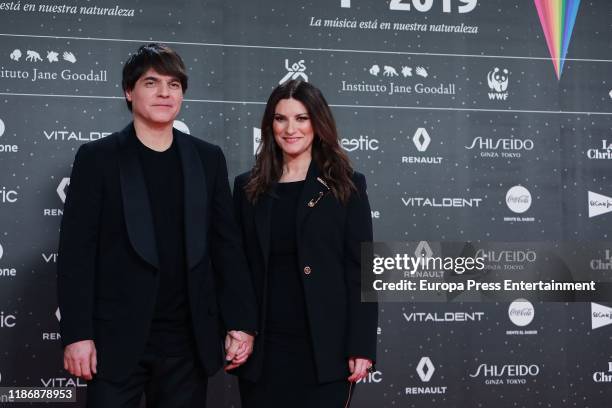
[{"xmin": 341, "ymin": 0, "xmax": 477, "ymax": 13}]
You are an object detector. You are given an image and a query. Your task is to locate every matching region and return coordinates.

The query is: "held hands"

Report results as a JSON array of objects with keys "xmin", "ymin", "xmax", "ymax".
[
  {"xmin": 347, "ymin": 357, "xmax": 373, "ymax": 382},
  {"xmin": 63, "ymin": 340, "xmax": 97, "ymax": 380},
  {"xmin": 224, "ymin": 330, "xmax": 254, "ymax": 371}
]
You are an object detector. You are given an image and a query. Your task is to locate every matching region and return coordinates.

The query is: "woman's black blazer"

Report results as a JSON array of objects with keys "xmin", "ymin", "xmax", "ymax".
[{"xmin": 232, "ymin": 163, "xmax": 378, "ymax": 383}]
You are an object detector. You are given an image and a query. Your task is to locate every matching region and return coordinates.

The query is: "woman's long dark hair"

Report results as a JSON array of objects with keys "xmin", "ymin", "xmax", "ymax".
[{"xmin": 245, "ymin": 80, "xmax": 355, "ymax": 204}]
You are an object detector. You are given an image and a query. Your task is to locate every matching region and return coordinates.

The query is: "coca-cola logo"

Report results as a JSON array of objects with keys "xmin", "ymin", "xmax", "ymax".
[
  {"xmin": 507, "ymin": 195, "xmax": 529, "ymax": 204},
  {"xmin": 510, "ymin": 308, "xmax": 533, "ymax": 317},
  {"xmin": 508, "ymin": 299, "xmax": 534, "ymax": 327},
  {"xmin": 506, "ymin": 186, "xmax": 532, "ymax": 213}
]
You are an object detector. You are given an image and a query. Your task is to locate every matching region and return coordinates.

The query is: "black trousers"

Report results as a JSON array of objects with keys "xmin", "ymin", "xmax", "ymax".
[
  {"xmin": 238, "ymin": 333, "xmax": 355, "ymax": 408},
  {"xmin": 86, "ymin": 348, "xmax": 208, "ymax": 408},
  {"xmin": 240, "ymin": 377, "xmax": 355, "ymax": 408}
]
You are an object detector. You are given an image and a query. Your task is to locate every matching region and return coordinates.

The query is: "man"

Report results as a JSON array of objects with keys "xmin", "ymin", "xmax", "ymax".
[{"xmin": 57, "ymin": 43, "xmax": 257, "ymax": 407}]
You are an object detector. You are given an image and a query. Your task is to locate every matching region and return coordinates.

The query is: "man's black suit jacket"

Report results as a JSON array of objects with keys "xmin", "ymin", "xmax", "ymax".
[
  {"xmin": 57, "ymin": 123, "xmax": 257, "ymax": 382},
  {"xmin": 232, "ymin": 163, "xmax": 378, "ymax": 383}
]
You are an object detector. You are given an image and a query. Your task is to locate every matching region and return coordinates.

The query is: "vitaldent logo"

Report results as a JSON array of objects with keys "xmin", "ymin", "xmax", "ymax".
[
  {"xmin": 0, "ymin": 243, "xmax": 17, "ymax": 278},
  {"xmin": 486, "ymin": 67, "xmax": 509, "ymax": 100},
  {"xmin": 506, "ymin": 298, "xmax": 537, "ymax": 336},
  {"xmin": 504, "ymin": 185, "xmax": 534, "ymax": 223},
  {"xmin": 42, "ymin": 252, "xmax": 57, "ymax": 263},
  {"xmin": 0, "ymin": 187, "xmax": 18, "ymax": 204},
  {"xmin": 465, "ymin": 137, "xmax": 533, "ymax": 159},
  {"xmin": 405, "ymin": 357, "xmax": 447, "ymax": 395},
  {"xmin": 591, "ymin": 303, "xmax": 612, "ymax": 330},
  {"xmin": 341, "ymin": 135, "xmax": 379, "ymax": 152},
  {"xmin": 43, "ymin": 129, "xmax": 111, "ymax": 142},
  {"xmin": 401, "ymin": 196, "xmax": 483, "ymax": 208},
  {"xmin": 403, "ymin": 311, "xmax": 485, "ymax": 323},
  {"xmin": 588, "ymin": 191, "xmax": 612, "ymax": 218},
  {"xmin": 401, "ymin": 127, "xmax": 443, "ymax": 165},
  {"xmin": 0, "ymin": 118, "xmax": 19, "ymax": 153},
  {"xmin": 586, "ymin": 139, "xmax": 612, "ymax": 160},
  {"xmin": 40, "ymin": 378, "xmax": 87, "ymax": 388},
  {"xmin": 469, "ymin": 363, "xmax": 540, "ymax": 385},
  {"xmin": 0, "ymin": 311, "xmax": 16, "ymax": 328}
]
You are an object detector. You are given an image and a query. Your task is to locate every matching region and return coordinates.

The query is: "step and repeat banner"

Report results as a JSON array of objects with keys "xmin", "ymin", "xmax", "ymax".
[{"xmin": 1, "ymin": 0, "xmax": 612, "ymax": 407}]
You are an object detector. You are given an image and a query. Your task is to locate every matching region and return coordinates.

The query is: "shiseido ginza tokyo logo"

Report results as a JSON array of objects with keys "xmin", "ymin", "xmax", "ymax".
[
  {"xmin": 469, "ymin": 363, "xmax": 540, "ymax": 385},
  {"xmin": 465, "ymin": 136, "xmax": 533, "ymax": 159}
]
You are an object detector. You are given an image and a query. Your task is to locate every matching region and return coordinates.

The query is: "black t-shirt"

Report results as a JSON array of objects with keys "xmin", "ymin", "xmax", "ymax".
[
  {"xmin": 137, "ymin": 139, "xmax": 194, "ymax": 356},
  {"xmin": 266, "ymin": 180, "xmax": 309, "ymax": 335}
]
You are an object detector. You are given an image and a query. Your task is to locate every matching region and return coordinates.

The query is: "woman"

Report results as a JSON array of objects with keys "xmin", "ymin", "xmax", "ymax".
[{"xmin": 231, "ymin": 80, "xmax": 378, "ymax": 407}]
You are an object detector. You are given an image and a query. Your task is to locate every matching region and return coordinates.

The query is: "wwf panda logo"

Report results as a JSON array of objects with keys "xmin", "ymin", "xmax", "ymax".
[{"xmin": 487, "ymin": 67, "xmax": 509, "ymax": 92}]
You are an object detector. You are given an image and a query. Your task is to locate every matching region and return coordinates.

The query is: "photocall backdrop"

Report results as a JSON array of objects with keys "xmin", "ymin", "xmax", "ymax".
[{"xmin": 1, "ymin": 0, "xmax": 611, "ymax": 407}]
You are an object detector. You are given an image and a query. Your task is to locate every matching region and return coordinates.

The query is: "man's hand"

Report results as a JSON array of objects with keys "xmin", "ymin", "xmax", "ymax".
[
  {"xmin": 224, "ymin": 330, "xmax": 254, "ymax": 371},
  {"xmin": 63, "ymin": 340, "xmax": 97, "ymax": 380},
  {"xmin": 347, "ymin": 357, "xmax": 373, "ymax": 382}
]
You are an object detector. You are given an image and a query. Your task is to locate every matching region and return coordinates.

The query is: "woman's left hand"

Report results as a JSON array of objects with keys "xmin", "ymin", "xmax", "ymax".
[{"xmin": 347, "ymin": 357, "xmax": 373, "ymax": 382}]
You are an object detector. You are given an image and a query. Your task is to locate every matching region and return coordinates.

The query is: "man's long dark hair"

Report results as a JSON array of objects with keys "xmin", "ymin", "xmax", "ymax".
[{"xmin": 245, "ymin": 80, "xmax": 355, "ymax": 204}]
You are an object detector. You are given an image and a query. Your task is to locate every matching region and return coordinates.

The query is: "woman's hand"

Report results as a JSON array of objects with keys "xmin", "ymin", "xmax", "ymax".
[{"xmin": 347, "ymin": 357, "xmax": 373, "ymax": 382}]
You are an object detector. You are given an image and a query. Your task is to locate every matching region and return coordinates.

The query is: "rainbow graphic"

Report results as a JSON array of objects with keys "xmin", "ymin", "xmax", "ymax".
[{"xmin": 534, "ymin": 0, "xmax": 581, "ymax": 79}]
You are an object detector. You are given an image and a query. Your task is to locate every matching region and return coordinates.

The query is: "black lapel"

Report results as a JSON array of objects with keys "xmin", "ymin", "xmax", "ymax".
[
  {"xmin": 254, "ymin": 190, "xmax": 273, "ymax": 269},
  {"xmin": 175, "ymin": 130, "xmax": 208, "ymax": 270},
  {"xmin": 118, "ymin": 123, "xmax": 159, "ymax": 269},
  {"xmin": 296, "ymin": 162, "xmax": 327, "ymax": 234}
]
